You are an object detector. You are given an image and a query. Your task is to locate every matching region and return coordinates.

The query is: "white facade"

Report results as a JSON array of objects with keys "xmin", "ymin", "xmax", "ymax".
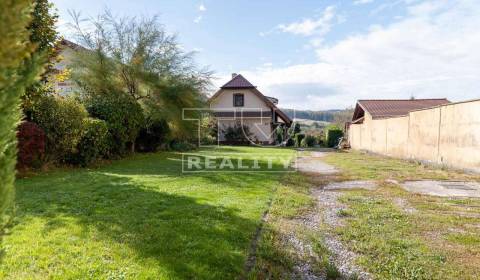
[{"xmin": 209, "ymin": 74, "xmax": 291, "ymax": 144}]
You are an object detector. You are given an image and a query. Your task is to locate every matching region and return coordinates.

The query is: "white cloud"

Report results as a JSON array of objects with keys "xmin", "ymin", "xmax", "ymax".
[
  {"xmin": 216, "ymin": 0, "xmax": 480, "ymax": 110},
  {"xmin": 194, "ymin": 15, "xmax": 203, "ymax": 23},
  {"xmin": 277, "ymin": 6, "xmax": 336, "ymax": 36},
  {"xmin": 199, "ymin": 4, "xmax": 206, "ymax": 12},
  {"xmin": 354, "ymin": 0, "xmax": 374, "ymax": 5}
]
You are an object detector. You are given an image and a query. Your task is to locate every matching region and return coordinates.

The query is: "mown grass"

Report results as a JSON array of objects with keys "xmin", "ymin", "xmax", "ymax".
[
  {"xmin": 322, "ymin": 150, "xmax": 480, "ymax": 181},
  {"xmin": 320, "ymin": 150, "xmax": 480, "ymax": 280},
  {"xmin": 248, "ymin": 172, "xmax": 315, "ymax": 279},
  {"xmin": 0, "ymin": 146, "xmax": 296, "ymax": 279}
]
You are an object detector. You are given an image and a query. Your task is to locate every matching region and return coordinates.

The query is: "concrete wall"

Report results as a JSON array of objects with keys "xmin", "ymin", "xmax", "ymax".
[{"xmin": 348, "ymin": 99, "xmax": 480, "ymax": 172}]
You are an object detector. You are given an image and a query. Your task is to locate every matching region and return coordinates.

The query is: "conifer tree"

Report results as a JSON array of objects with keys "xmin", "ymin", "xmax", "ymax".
[{"xmin": 0, "ymin": 0, "xmax": 43, "ymax": 229}]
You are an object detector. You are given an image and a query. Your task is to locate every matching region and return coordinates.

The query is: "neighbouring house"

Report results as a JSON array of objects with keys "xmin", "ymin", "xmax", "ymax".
[
  {"xmin": 347, "ymin": 98, "xmax": 480, "ymax": 172},
  {"xmin": 209, "ymin": 74, "xmax": 292, "ymax": 144},
  {"xmin": 52, "ymin": 39, "xmax": 85, "ymax": 95},
  {"xmin": 350, "ymin": 98, "xmax": 450, "ymax": 124}
]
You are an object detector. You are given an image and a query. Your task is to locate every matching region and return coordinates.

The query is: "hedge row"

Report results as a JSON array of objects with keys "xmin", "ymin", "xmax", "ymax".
[{"xmin": 17, "ymin": 93, "xmax": 182, "ymax": 169}]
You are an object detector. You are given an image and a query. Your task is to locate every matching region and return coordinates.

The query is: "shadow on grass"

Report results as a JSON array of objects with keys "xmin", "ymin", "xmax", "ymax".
[{"xmin": 9, "ymin": 152, "xmax": 290, "ymax": 279}]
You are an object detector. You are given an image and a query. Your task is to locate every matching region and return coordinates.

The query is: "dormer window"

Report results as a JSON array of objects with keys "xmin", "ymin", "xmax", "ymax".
[{"xmin": 233, "ymin": 93, "xmax": 244, "ymax": 107}]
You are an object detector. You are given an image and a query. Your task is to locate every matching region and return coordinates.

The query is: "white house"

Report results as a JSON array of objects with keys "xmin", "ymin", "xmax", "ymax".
[
  {"xmin": 51, "ymin": 39, "xmax": 84, "ymax": 95},
  {"xmin": 209, "ymin": 74, "xmax": 292, "ymax": 144}
]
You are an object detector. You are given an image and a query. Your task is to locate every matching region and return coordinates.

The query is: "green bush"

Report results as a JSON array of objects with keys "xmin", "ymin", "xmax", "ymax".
[
  {"xmin": 222, "ymin": 123, "xmax": 254, "ymax": 145},
  {"xmin": 170, "ymin": 141, "xmax": 196, "ymax": 152},
  {"xmin": 275, "ymin": 126, "xmax": 284, "ymax": 144},
  {"xmin": 300, "ymin": 138, "xmax": 308, "ymax": 148},
  {"xmin": 326, "ymin": 127, "xmax": 344, "ymax": 147},
  {"xmin": 33, "ymin": 95, "xmax": 88, "ymax": 162},
  {"xmin": 304, "ymin": 135, "xmax": 317, "ymax": 147},
  {"xmin": 315, "ymin": 134, "xmax": 325, "ymax": 147},
  {"xmin": 136, "ymin": 118, "xmax": 170, "ymax": 152},
  {"xmin": 74, "ymin": 118, "xmax": 109, "ymax": 166},
  {"xmin": 84, "ymin": 92, "xmax": 144, "ymax": 156},
  {"xmin": 288, "ymin": 122, "xmax": 301, "ymax": 137},
  {"xmin": 286, "ymin": 138, "xmax": 295, "ymax": 147},
  {"xmin": 294, "ymin": 134, "xmax": 305, "ymax": 147}
]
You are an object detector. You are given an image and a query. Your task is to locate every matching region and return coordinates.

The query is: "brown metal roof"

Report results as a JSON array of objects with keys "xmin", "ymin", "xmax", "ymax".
[
  {"xmin": 220, "ymin": 74, "xmax": 256, "ymax": 89},
  {"xmin": 353, "ymin": 99, "xmax": 450, "ymax": 121}
]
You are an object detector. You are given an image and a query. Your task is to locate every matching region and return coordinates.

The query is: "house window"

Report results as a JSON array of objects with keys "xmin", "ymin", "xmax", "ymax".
[{"xmin": 233, "ymin": 94, "xmax": 244, "ymax": 107}]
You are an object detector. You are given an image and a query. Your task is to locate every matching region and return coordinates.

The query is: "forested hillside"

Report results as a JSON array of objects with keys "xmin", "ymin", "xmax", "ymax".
[{"xmin": 282, "ymin": 108, "xmax": 354, "ymax": 124}]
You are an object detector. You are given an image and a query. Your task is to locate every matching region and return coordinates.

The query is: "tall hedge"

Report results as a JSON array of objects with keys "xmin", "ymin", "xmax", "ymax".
[{"xmin": 0, "ymin": 0, "xmax": 43, "ymax": 227}]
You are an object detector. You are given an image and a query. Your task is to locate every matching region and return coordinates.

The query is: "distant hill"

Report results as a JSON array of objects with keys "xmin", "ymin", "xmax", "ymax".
[{"xmin": 281, "ymin": 109, "xmax": 344, "ymax": 122}]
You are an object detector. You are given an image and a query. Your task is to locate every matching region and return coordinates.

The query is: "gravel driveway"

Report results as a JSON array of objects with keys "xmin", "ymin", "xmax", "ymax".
[{"xmin": 293, "ymin": 150, "xmax": 373, "ymax": 280}]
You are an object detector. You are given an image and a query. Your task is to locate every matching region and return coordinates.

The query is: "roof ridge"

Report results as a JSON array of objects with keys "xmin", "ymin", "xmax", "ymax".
[
  {"xmin": 220, "ymin": 73, "xmax": 256, "ymax": 88},
  {"xmin": 358, "ymin": 98, "xmax": 449, "ymax": 101}
]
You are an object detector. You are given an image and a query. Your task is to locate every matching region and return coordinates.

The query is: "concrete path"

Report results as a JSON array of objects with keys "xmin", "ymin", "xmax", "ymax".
[
  {"xmin": 295, "ymin": 151, "xmax": 338, "ymax": 174},
  {"xmin": 402, "ymin": 180, "xmax": 480, "ymax": 198},
  {"xmin": 324, "ymin": 180, "xmax": 378, "ymax": 191}
]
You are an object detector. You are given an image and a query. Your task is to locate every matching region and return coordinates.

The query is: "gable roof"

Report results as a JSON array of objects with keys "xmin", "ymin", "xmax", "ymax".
[
  {"xmin": 220, "ymin": 74, "xmax": 256, "ymax": 89},
  {"xmin": 60, "ymin": 39, "xmax": 88, "ymax": 51},
  {"xmin": 352, "ymin": 99, "xmax": 450, "ymax": 121},
  {"xmin": 209, "ymin": 74, "xmax": 292, "ymax": 125}
]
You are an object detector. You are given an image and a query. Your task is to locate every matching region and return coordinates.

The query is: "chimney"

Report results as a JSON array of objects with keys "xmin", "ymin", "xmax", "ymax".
[{"xmin": 231, "ymin": 73, "xmax": 238, "ymax": 79}]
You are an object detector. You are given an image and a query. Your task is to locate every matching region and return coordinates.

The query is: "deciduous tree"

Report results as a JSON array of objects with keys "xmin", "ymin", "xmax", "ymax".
[{"xmin": 70, "ymin": 10, "xmax": 211, "ymax": 143}]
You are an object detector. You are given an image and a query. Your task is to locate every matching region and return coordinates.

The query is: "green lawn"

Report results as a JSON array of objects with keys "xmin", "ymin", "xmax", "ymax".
[{"xmin": 0, "ymin": 146, "xmax": 296, "ymax": 279}]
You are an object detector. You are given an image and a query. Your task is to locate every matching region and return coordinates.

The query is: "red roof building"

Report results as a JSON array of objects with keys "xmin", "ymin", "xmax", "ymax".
[{"xmin": 352, "ymin": 99, "xmax": 450, "ymax": 123}]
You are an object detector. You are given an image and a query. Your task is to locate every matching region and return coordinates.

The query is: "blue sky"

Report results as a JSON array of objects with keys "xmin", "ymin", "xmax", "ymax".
[{"xmin": 52, "ymin": 0, "xmax": 480, "ymax": 109}]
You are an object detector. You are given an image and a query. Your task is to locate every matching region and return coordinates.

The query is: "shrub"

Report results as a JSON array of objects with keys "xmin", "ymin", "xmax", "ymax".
[
  {"xmin": 303, "ymin": 135, "xmax": 317, "ymax": 147},
  {"xmin": 315, "ymin": 134, "xmax": 325, "ymax": 147},
  {"xmin": 136, "ymin": 119, "xmax": 170, "ymax": 152},
  {"xmin": 17, "ymin": 121, "xmax": 45, "ymax": 169},
  {"xmin": 285, "ymin": 138, "xmax": 295, "ymax": 147},
  {"xmin": 294, "ymin": 134, "xmax": 305, "ymax": 147},
  {"xmin": 222, "ymin": 123, "xmax": 254, "ymax": 145},
  {"xmin": 326, "ymin": 127, "xmax": 344, "ymax": 147},
  {"xmin": 275, "ymin": 126, "xmax": 284, "ymax": 144},
  {"xmin": 300, "ymin": 138, "xmax": 308, "ymax": 148},
  {"xmin": 33, "ymin": 94, "xmax": 88, "ymax": 162},
  {"xmin": 170, "ymin": 141, "xmax": 196, "ymax": 152},
  {"xmin": 288, "ymin": 122, "xmax": 301, "ymax": 137},
  {"xmin": 73, "ymin": 118, "xmax": 109, "ymax": 166},
  {"xmin": 84, "ymin": 92, "xmax": 144, "ymax": 156},
  {"xmin": 199, "ymin": 115, "xmax": 217, "ymax": 145}
]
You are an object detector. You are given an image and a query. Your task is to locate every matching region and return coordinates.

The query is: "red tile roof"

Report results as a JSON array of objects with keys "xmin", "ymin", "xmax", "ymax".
[
  {"xmin": 220, "ymin": 74, "xmax": 256, "ymax": 88},
  {"xmin": 353, "ymin": 99, "xmax": 450, "ymax": 120}
]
